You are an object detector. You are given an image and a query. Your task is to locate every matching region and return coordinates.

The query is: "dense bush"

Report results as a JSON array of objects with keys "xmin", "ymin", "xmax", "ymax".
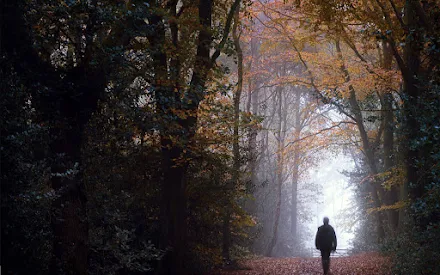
[{"xmin": 1, "ymin": 58, "xmax": 53, "ymax": 273}]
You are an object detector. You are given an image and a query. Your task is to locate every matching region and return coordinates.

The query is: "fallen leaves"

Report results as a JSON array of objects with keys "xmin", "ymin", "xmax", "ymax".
[{"xmin": 211, "ymin": 252, "xmax": 392, "ymax": 275}]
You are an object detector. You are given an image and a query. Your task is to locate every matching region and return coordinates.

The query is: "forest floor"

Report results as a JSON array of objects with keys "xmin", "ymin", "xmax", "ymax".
[{"xmin": 212, "ymin": 252, "xmax": 392, "ymax": 275}]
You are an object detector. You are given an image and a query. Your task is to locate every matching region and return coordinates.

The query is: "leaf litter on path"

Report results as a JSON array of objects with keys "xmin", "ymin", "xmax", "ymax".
[{"xmin": 211, "ymin": 252, "xmax": 391, "ymax": 275}]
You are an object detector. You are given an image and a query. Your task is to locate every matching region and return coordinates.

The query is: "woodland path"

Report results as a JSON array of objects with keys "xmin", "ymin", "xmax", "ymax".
[{"xmin": 212, "ymin": 253, "xmax": 391, "ymax": 275}]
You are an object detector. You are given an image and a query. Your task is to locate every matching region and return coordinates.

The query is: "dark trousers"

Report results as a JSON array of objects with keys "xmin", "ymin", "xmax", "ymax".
[{"xmin": 320, "ymin": 250, "xmax": 331, "ymax": 275}]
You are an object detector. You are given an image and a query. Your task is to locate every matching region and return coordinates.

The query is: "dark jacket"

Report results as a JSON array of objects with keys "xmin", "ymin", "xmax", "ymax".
[{"xmin": 315, "ymin": 224, "xmax": 337, "ymax": 251}]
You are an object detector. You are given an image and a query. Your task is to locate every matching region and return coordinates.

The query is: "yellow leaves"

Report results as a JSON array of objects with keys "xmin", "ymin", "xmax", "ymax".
[
  {"xmin": 245, "ymin": 0, "xmax": 404, "ymax": 105},
  {"xmin": 365, "ymin": 167, "xmax": 408, "ymax": 214},
  {"xmin": 377, "ymin": 167, "xmax": 406, "ymax": 190},
  {"xmin": 367, "ymin": 200, "xmax": 408, "ymax": 214},
  {"xmin": 232, "ymin": 213, "xmax": 257, "ymax": 228},
  {"xmin": 193, "ymin": 90, "xmax": 238, "ymax": 156},
  {"xmin": 193, "ymin": 244, "xmax": 223, "ymax": 266},
  {"xmin": 259, "ymin": 39, "xmax": 282, "ymax": 55}
]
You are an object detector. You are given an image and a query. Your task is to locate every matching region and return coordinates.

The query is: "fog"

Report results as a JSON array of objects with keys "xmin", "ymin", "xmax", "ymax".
[{"xmin": 306, "ymin": 154, "xmax": 355, "ymax": 250}]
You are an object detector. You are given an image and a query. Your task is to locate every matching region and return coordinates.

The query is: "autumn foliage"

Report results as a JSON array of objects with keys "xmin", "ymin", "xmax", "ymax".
[{"xmin": 2, "ymin": 0, "xmax": 440, "ymax": 274}]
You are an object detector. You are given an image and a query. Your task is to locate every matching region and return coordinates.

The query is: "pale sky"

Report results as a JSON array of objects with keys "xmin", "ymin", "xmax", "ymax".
[{"xmin": 306, "ymin": 153, "xmax": 355, "ymax": 250}]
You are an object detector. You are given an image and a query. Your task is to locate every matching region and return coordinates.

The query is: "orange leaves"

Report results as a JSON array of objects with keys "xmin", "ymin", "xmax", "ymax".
[
  {"xmin": 367, "ymin": 200, "xmax": 408, "ymax": 214},
  {"xmin": 245, "ymin": 0, "xmax": 403, "ymax": 104},
  {"xmin": 212, "ymin": 252, "xmax": 392, "ymax": 275}
]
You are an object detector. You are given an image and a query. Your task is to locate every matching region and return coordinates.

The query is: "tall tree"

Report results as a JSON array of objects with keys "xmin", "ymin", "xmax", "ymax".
[
  {"xmin": 2, "ymin": 1, "xmax": 106, "ymax": 273},
  {"xmin": 144, "ymin": 0, "xmax": 241, "ymax": 272},
  {"xmin": 266, "ymin": 85, "xmax": 287, "ymax": 256},
  {"xmin": 290, "ymin": 89, "xmax": 302, "ymax": 240},
  {"xmin": 222, "ymin": 7, "xmax": 244, "ymax": 262}
]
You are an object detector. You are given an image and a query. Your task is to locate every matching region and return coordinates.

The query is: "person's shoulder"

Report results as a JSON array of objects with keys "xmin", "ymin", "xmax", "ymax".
[{"xmin": 321, "ymin": 224, "xmax": 334, "ymax": 230}]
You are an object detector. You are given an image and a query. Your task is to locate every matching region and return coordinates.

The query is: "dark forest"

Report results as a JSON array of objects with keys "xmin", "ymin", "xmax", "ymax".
[{"xmin": 2, "ymin": 0, "xmax": 440, "ymax": 274}]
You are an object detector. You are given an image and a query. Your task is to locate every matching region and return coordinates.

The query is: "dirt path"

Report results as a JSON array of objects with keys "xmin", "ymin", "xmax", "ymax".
[{"xmin": 212, "ymin": 253, "xmax": 391, "ymax": 275}]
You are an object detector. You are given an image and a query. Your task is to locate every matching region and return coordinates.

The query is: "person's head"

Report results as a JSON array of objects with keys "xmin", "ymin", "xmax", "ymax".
[{"xmin": 323, "ymin": 217, "xmax": 329, "ymax": 225}]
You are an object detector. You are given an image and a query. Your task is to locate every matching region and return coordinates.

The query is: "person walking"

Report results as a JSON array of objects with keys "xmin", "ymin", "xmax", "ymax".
[{"xmin": 315, "ymin": 217, "xmax": 337, "ymax": 275}]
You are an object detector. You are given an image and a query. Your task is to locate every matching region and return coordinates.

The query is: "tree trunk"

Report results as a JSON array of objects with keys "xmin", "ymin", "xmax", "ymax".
[
  {"xmin": 151, "ymin": 0, "xmax": 241, "ymax": 272},
  {"xmin": 3, "ymin": 4, "xmax": 102, "ymax": 271},
  {"xmin": 382, "ymin": 90, "xmax": 399, "ymax": 233},
  {"xmin": 335, "ymin": 39, "xmax": 386, "ymax": 240},
  {"xmin": 381, "ymin": 41, "xmax": 399, "ymax": 234},
  {"xmin": 222, "ymin": 9, "xmax": 243, "ymax": 262},
  {"xmin": 50, "ymin": 132, "xmax": 89, "ymax": 275},
  {"xmin": 266, "ymin": 86, "xmax": 286, "ymax": 256},
  {"xmin": 402, "ymin": 0, "xmax": 421, "ymax": 204},
  {"xmin": 48, "ymin": 67, "xmax": 103, "ymax": 274},
  {"xmin": 160, "ymin": 146, "xmax": 187, "ymax": 273},
  {"xmin": 290, "ymin": 90, "xmax": 301, "ymax": 243},
  {"xmin": 248, "ymin": 37, "xmax": 260, "ymax": 187}
]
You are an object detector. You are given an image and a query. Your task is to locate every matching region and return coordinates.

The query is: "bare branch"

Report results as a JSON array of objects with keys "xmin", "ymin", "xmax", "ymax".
[
  {"xmin": 388, "ymin": 0, "xmax": 406, "ymax": 30},
  {"xmin": 210, "ymin": 0, "xmax": 241, "ymax": 64},
  {"xmin": 253, "ymin": 12, "xmax": 357, "ymax": 122},
  {"xmin": 283, "ymin": 121, "xmax": 355, "ymax": 149}
]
